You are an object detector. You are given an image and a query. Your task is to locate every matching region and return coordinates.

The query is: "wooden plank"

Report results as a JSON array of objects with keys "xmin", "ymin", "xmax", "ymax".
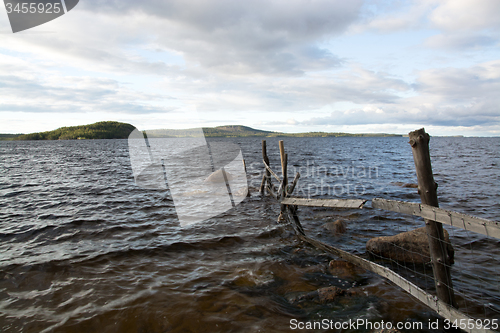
[
  {"xmin": 281, "ymin": 197, "xmax": 366, "ymax": 209},
  {"xmin": 294, "ymin": 232, "xmax": 495, "ymax": 333},
  {"xmin": 372, "ymin": 198, "xmax": 500, "ymax": 239}
]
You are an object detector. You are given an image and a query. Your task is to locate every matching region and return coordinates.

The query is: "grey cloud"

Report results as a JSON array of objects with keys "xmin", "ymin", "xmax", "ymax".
[
  {"xmin": 75, "ymin": 0, "xmax": 363, "ymax": 75},
  {"xmin": 81, "ymin": 0, "xmax": 362, "ymax": 39}
]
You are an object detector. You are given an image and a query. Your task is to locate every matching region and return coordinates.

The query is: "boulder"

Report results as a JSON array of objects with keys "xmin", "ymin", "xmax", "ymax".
[{"xmin": 366, "ymin": 227, "xmax": 454, "ymax": 265}]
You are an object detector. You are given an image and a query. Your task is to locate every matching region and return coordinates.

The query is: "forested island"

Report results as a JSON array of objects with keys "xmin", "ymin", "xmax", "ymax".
[
  {"xmin": 7, "ymin": 122, "xmax": 136, "ymax": 140},
  {"xmin": 1, "ymin": 122, "xmax": 402, "ymax": 140}
]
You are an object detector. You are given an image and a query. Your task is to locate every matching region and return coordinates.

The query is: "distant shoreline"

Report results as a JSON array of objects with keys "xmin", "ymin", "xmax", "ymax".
[
  {"xmin": 0, "ymin": 121, "xmax": 403, "ymax": 141},
  {"xmin": 1, "ymin": 122, "xmax": 491, "ymax": 141}
]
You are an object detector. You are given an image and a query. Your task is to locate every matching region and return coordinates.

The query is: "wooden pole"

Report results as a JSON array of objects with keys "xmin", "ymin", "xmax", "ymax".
[
  {"xmin": 279, "ymin": 141, "xmax": 287, "ymax": 188},
  {"xmin": 409, "ymin": 128, "xmax": 457, "ymax": 308},
  {"xmin": 278, "ymin": 141, "xmax": 288, "ymax": 221},
  {"xmin": 260, "ymin": 140, "xmax": 272, "ymax": 193},
  {"xmin": 283, "ymin": 153, "xmax": 288, "ymax": 194},
  {"xmin": 243, "ymin": 158, "xmax": 250, "ymax": 197}
]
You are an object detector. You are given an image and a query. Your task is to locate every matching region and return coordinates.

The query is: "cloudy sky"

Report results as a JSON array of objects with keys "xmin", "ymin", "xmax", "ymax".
[{"xmin": 1, "ymin": 0, "xmax": 499, "ymax": 136}]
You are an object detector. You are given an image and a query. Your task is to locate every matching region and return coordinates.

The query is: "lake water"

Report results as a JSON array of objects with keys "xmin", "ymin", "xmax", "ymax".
[{"xmin": 0, "ymin": 136, "xmax": 499, "ymax": 332}]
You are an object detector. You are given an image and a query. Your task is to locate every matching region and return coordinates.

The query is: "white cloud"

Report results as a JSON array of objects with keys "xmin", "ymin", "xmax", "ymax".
[
  {"xmin": 272, "ymin": 60, "xmax": 500, "ymax": 128},
  {"xmin": 429, "ymin": 0, "xmax": 500, "ymax": 31}
]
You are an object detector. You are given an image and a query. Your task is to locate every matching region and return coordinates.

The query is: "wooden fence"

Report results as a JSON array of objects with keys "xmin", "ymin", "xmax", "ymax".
[{"xmin": 258, "ymin": 128, "xmax": 500, "ymax": 333}]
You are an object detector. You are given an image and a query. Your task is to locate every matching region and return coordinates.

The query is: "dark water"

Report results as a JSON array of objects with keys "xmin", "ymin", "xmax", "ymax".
[{"xmin": 0, "ymin": 137, "xmax": 498, "ymax": 332}]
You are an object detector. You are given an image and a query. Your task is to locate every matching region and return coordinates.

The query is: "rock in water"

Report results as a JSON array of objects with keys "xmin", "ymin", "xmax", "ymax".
[
  {"xmin": 328, "ymin": 260, "xmax": 365, "ymax": 278},
  {"xmin": 204, "ymin": 169, "xmax": 234, "ymax": 183},
  {"xmin": 291, "ymin": 286, "xmax": 354, "ymax": 305},
  {"xmin": 322, "ymin": 219, "xmax": 347, "ymax": 234},
  {"xmin": 366, "ymin": 226, "xmax": 454, "ymax": 264},
  {"xmin": 317, "ymin": 286, "xmax": 354, "ymax": 303}
]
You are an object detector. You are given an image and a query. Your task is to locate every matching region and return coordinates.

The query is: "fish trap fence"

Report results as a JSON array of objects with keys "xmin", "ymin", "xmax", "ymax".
[
  {"xmin": 368, "ymin": 205, "xmax": 500, "ymax": 324},
  {"xmin": 258, "ymin": 128, "xmax": 500, "ymax": 333}
]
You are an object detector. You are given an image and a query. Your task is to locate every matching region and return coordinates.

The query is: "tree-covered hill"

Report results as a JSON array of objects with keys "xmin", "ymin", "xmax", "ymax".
[
  {"xmin": 146, "ymin": 125, "xmax": 401, "ymax": 138},
  {"xmin": 14, "ymin": 121, "xmax": 136, "ymax": 140}
]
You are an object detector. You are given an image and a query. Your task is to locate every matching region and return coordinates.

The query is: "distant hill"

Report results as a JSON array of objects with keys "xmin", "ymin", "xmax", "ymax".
[
  {"xmin": 204, "ymin": 125, "xmax": 272, "ymax": 137},
  {"xmin": 13, "ymin": 121, "xmax": 136, "ymax": 140},
  {"xmin": 146, "ymin": 125, "xmax": 402, "ymax": 138},
  {"xmin": 5, "ymin": 122, "xmax": 403, "ymax": 140},
  {"xmin": 145, "ymin": 125, "xmax": 274, "ymax": 138}
]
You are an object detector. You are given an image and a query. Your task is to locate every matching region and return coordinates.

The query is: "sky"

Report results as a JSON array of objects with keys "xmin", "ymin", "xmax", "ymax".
[{"xmin": 0, "ymin": 0, "xmax": 499, "ymax": 136}]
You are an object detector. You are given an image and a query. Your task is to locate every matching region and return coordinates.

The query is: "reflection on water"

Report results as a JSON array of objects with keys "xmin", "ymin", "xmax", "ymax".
[{"xmin": 0, "ymin": 137, "xmax": 498, "ymax": 332}]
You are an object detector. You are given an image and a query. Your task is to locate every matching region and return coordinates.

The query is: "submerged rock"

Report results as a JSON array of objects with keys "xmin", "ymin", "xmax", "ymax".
[
  {"xmin": 366, "ymin": 226, "xmax": 454, "ymax": 264},
  {"xmin": 392, "ymin": 182, "xmax": 418, "ymax": 188},
  {"xmin": 291, "ymin": 286, "xmax": 355, "ymax": 305},
  {"xmin": 328, "ymin": 260, "xmax": 366, "ymax": 279},
  {"xmin": 204, "ymin": 169, "xmax": 234, "ymax": 183},
  {"xmin": 318, "ymin": 286, "xmax": 355, "ymax": 303},
  {"xmin": 322, "ymin": 219, "xmax": 347, "ymax": 234}
]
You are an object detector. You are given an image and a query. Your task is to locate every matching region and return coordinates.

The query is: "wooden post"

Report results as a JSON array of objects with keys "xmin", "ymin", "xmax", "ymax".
[
  {"xmin": 277, "ymin": 141, "xmax": 288, "ymax": 221},
  {"xmin": 409, "ymin": 128, "xmax": 457, "ymax": 308},
  {"xmin": 279, "ymin": 141, "xmax": 288, "ymax": 188},
  {"xmin": 243, "ymin": 158, "xmax": 250, "ymax": 197},
  {"xmin": 260, "ymin": 140, "xmax": 272, "ymax": 193}
]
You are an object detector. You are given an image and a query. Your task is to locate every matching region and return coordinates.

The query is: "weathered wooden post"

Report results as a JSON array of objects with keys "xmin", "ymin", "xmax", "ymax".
[
  {"xmin": 279, "ymin": 140, "xmax": 288, "ymax": 188},
  {"xmin": 277, "ymin": 141, "xmax": 288, "ymax": 221},
  {"xmin": 409, "ymin": 128, "xmax": 457, "ymax": 308},
  {"xmin": 260, "ymin": 140, "xmax": 272, "ymax": 193},
  {"xmin": 243, "ymin": 158, "xmax": 250, "ymax": 197}
]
